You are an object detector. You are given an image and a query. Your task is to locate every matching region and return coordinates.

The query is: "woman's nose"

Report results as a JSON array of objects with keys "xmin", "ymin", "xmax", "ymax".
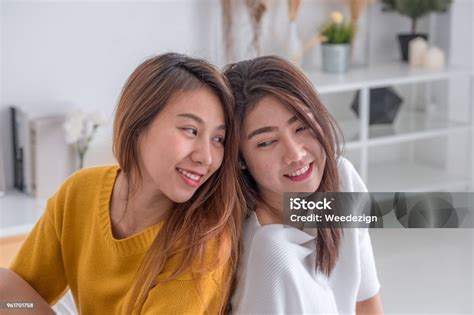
[
  {"xmin": 190, "ymin": 138, "xmax": 213, "ymax": 166},
  {"xmin": 282, "ymin": 136, "xmax": 306, "ymax": 165}
]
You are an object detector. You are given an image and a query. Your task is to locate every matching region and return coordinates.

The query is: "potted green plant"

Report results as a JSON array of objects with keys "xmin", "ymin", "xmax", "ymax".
[
  {"xmin": 381, "ymin": 0, "xmax": 452, "ymax": 61},
  {"xmin": 320, "ymin": 11, "xmax": 355, "ymax": 73}
]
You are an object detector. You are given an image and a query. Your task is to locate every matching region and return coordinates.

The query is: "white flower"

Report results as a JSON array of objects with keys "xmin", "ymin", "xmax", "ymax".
[
  {"xmin": 63, "ymin": 109, "xmax": 107, "ymax": 168},
  {"xmin": 63, "ymin": 109, "xmax": 107, "ymax": 145},
  {"xmin": 330, "ymin": 11, "xmax": 344, "ymax": 24},
  {"xmin": 64, "ymin": 111, "xmax": 85, "ymax": 144},
  {"xmin": 89, "ymin": 110, "xmax": 107, "ymax": 127}
]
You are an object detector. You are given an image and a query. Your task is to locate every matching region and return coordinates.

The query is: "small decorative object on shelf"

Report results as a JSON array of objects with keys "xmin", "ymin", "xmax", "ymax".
[
  {"xmin": 408, "ymin": 37, "xmax": 428, "ymax": 67},
  {"xmin": 0, "ymin": 139, "xmax": 6, "ymax": 197},
  {"xmin": 63, "ymin": 110, "xmax": 107, "ymax": 169},
  {"xmin": 351, "ymin": 87, "xmax": 403, "ymax": 125},
  {"xmin": 423, "ymin": 47, "xmax": 445, "ymax": 70},
  {"xmin": 245, "ymin": 0, "xmax": 268, "ymax": 57},
  {"xmin": 287, "ymin": 0, "xmax": 303, "ymax": 65},
  {"xmin": 287, "ymin": 0, "xmax": 325, "ymax": 67},
  {"xmin": 342, "ymin": 0, "xmax": 375, "ymax": 67},
  {"xmin": 220, "ymin": 0, "xmax": 236, "ymax": 63},
  {"xmin": 409, "ymin": 37, "xmax": 445, "ymax": 70},
  {"xmin": 320, "ymin": 11, "xmax": 355, "ymax": 73},
  {"xmin": 381, "ymin": 0, "xmax": 452, "ymax": 62}
]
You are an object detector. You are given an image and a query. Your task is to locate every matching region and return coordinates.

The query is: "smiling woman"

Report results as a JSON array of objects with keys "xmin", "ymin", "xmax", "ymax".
[
  {"xmin": 240, "ymin": 95, "xmax": 328, "ymax": 200},
  {"xmin": 224, "ymin": 56, "xmax": 383, "ymax": 314},
  {"xmin": 0, "ymin": 53, "xmax": 246, "ymax": 314},
  {"xmin": 133, "ymin": 88, "xmax": 226, "ymax": 203}
]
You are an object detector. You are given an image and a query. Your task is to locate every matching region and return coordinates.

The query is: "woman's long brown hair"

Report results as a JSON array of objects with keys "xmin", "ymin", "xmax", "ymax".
[
  {"xmin": 223, "ymin": 55, "xmax": 343, "ymax": 276},
  {"xmin": 113, "ymin": 53, "xmax": 246, "ymax": 314}
]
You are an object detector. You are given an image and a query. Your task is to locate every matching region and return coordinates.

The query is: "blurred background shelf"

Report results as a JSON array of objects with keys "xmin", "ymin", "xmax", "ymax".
[
  {"xmin": 367, "ymin": 161, "xmax": 471, "ymax": 192},
  {"xmin": 308, "ymin": 62, "xmax": 471, "ymax": 94},
  {"xmin": 340, "ymin": 108, "xmax": 472, "ymax": 148},
  {"xmin": 367, "ymin": 109, "xmax": 471, "ymax": 145},
  {"xmin": 336, "ymin": 119, "xmax": 361, "ymax": 144},
  {"xmin": 309, "ymin": 63, "xmax": 473, "ymax": 192}
]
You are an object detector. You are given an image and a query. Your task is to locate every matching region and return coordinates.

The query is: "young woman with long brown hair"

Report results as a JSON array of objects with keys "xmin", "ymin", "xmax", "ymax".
[
  {"xmin": 0, "ymin": 53, "xmax": 245, "ymax": 314},
  {"xmin": 224, "ymin": 55, "xmax": 383, "ymax": 314}
]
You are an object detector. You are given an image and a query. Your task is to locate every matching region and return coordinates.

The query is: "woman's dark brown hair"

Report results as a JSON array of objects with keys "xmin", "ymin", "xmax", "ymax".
[
  {"xmin": 113, "ymin": 53, "xmax": 246, "ymax": 314},
  {"xmin": 223, "ymin": 55, "xmax": 343, "ymax": 276}
]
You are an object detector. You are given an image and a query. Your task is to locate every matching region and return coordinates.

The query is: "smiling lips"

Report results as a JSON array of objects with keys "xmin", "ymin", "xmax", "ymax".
[
  {"xmin": 178, "ymin": 162, "xmax": 313, "ymax": 186},
  {"xmin": 177, "ymin": 167, "xmax": 204, "ymax": 187},
  {"xmin": 284, "ymin": 162, "xmax": 313, "ymax": 182}
]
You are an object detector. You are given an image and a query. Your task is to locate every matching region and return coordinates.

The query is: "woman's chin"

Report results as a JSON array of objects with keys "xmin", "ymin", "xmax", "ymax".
[
  {"xmin": 283, "ymin": 181, "xmax": 321, "ymax": 195},
  {"xmin": 169, "ymin": 194, "xmax": 193, "ymax": 204}
]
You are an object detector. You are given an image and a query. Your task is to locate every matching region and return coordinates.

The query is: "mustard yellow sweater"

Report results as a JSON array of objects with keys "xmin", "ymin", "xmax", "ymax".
[{"xmin": 10, "ymin": 166, "xmax": 229, "ymax": 314}]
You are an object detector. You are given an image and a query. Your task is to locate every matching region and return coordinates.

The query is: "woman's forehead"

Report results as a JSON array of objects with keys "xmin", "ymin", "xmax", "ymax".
[{"xmin": 245, "ymin": 96, "xmax": 313, "ymax": 124}]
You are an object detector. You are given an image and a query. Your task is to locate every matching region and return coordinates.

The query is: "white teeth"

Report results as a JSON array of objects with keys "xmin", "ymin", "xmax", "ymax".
[
  {"xmin": 177, "ymin": 168, "xmax": 201, "ymax": 181},
  {"xmin": 286, "ymin": 164, "xmax": 310, "ymax": 177}
]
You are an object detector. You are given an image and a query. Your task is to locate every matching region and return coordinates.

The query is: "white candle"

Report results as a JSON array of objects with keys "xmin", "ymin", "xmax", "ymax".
[
  {"xmin": 423, "ymin": 47, "xmax": 445, "ymax": 70},
  {"xmin": 409, "ymin": 37, "xmax": 428, "ymax": 67}
]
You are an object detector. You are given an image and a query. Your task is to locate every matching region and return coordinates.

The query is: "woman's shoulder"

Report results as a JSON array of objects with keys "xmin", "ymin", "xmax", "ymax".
[
  {"xmin": 56, "ymin": 165, "xmax": 119, "ymax": 195},
  {"xmin": 65, "ymin": 165, "xmax": 119, "ymax": 185},
  {"xmin": 155, "ymin": 237, "xmax": 231, "ymax": 282},
  {"xmin": 242, "ymin": 213, "xmax": 315, "ymax": 266},
  {"xmin": 337, "ymin": 156, "xmax": 356, "ymax": 176},
  {"xmin": 45, "ymin": 165, "xmax": 119, "ymax": 217},
  {"xmin": 337, "ymin": 156, "xmax": 368, "ymax": 193}
]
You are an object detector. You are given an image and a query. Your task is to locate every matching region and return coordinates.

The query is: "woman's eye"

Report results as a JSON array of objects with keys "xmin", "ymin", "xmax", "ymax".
[
  {"xmin": 212, "ymin": 136, "xmax": 225, "ymax": 145},
  {"xmin": 296, "ymin": 125, "xmax": 308, "ymax": 133},
  {"xmin": 257, "ymin": 140, "xmax": 275, "ymax": 148},
  {"xmin": 181, "ymin": 127, "xmax": 197, "ymax": 136}
]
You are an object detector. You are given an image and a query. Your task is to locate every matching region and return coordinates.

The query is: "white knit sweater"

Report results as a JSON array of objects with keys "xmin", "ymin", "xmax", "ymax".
[{"xmin": 232, "ymin": 157, "xmax": 381, "ymax": 314}]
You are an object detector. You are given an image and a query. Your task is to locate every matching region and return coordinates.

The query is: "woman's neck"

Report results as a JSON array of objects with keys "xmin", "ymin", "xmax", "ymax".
[
  {"xmin": 255, "ymin": 192, "xmax": 284, "ymax": 225},
  {"xmin": 110, "ymin": 171, "xmax": 173, "ymax": 239}
]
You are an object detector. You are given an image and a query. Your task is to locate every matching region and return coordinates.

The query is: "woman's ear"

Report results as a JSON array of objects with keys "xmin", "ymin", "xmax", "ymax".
[{"xmin": 239, "ymin": 160, "xmax": 247, "ymax": 170}]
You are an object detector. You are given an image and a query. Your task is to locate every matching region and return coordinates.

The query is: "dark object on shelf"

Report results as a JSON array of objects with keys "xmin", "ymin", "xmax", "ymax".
[
  {"xmin": 398, "ymin": 33, "xmax": 428, "ymax": 62},
  {"xmin": 351, "ymin": 87, "xmax": 403, "ymax": 125},
  {"xmin": 10, "ymin": 106, "xmax": 24, "ymax": 191}
]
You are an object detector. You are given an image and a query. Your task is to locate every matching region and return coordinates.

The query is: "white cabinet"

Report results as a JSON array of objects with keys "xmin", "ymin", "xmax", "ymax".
[{"xmin": 306, "ymin": 63, "xmax": 473, "ymax": 192}]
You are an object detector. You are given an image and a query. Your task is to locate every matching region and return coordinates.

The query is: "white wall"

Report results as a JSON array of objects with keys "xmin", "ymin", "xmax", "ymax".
[{"xmin": 2, "ymin": 0, "xmax": 215, "ymax": 118}]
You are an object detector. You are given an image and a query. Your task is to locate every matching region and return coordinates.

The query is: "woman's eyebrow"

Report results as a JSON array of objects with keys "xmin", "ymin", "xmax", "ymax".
[
  {"xmin": 288, "ymin": 116, "xmax": 299, "ymax": 125},
  {"xmin": 177, "ymin": 113, "xmax": 225, "ymax": 130},
  {"xmin": 177, "ymin": 113, "xmax": 203, "ymax": 124},
  {"xmin": 247, "ymin": 126, "xmax": 277, "ymax": 140},
  {"xmin": 247, "ymin": 116, "xmax": 301, "ymax": 140}
]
